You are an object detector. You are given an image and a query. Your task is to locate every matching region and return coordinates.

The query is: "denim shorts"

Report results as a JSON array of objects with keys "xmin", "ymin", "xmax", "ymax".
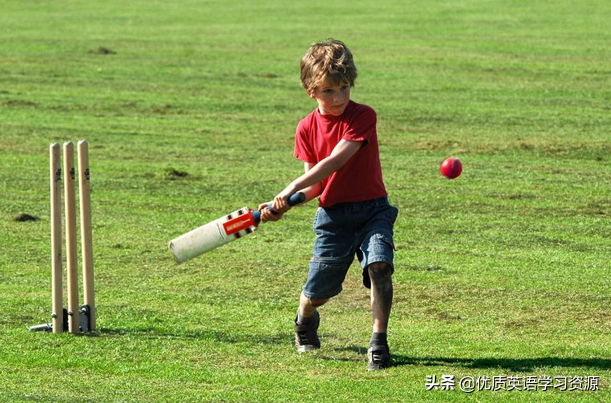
[{"xmin": 302, "ymin": 196, "xmax": 398, "ymax": 300}]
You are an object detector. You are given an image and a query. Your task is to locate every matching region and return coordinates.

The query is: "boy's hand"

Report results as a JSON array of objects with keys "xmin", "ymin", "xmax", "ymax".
[
  {"xmin": 272, "ymin": 186, "xmax": 297, "ymax": 213},
  {"xmin": 257, "ymin": 202, "xmax": 285, "ymax": 223}
]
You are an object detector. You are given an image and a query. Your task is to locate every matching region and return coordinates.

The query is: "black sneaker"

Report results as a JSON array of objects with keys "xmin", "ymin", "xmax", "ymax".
[
  {"xmin": 367, "ymin": 344, "xmax": 390, "ymax": 370},
  {"xmin": 294, "ymin": 311, "xmax": 320, "ymax": 353}
]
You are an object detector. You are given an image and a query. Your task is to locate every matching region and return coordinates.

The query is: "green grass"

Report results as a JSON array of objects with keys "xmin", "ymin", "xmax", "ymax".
[{"xmin": 1, "ymin": 0, "xmax": 610, "ymax": 401}]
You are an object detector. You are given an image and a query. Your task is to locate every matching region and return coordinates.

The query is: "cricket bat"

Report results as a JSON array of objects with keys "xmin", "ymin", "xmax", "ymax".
[{"xmin": 169, "ymin": 191, "xmax": 311, "ymax": 263}]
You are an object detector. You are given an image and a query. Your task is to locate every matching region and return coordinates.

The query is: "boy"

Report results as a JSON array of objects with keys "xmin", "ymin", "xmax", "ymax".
[{"xmin": 259, "ymin": 39, "xmax": 398, "ymax": 371}]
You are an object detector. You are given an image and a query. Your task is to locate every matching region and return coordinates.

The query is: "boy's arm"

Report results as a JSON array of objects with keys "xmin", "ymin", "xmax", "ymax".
[
  {"xmin": 272, "ymin": 139, "xmax": 362, "ymax": 211},
  {"xmin": 299, "ymin": 162, "xmax": 324, "ymax": 202},
  {"xmin": 259, "ymin": 162, "xmax": 322, "ymax": 222}
]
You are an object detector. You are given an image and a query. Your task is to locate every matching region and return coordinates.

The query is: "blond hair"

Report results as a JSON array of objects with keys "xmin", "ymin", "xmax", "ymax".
[{"xmin": 300, "ymin": 39, "xmax": 358, "ymax": 92}]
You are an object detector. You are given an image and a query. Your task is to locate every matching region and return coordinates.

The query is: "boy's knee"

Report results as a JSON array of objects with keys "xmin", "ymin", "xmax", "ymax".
[{"xmin": 368, "ymin": 262, "xmax": 392, "ymax": 281}]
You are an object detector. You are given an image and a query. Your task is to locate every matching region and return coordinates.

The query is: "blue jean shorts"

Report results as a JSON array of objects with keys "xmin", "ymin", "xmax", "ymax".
[{"xmin": 302, "ymin": 197, "xmax": 398, "ymax": 300}]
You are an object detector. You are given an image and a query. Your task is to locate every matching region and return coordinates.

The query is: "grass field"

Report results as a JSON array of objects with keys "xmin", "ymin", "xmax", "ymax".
[{"xmin": 1, "ymin": 0, "xmax": 610, "ymax": 401}]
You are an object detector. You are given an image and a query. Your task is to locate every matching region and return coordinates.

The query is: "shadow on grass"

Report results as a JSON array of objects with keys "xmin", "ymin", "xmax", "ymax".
[
  {"xmin": 391, "ymin": 355, "xmax": 611, "ymax": 371},
  {"xmin": 96, "ymin": 327, "xmax": 287, "ymax": 345},
  {"xmin": 334, "ymin": 347, "xmax": 611, "ymax": 371},
  {"xmin": 90, "ymin": 331, "xmax": 611, "ymax": 371}
]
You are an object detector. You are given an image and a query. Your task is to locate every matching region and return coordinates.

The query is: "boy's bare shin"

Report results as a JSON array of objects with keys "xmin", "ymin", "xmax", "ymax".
[
  {"xmin": 299, "ymin": 292, "xmax": 328, "ymax": 317},
  {"xmin": 368, "ymin": 262, "xmax": 393, "ymax": 333}
]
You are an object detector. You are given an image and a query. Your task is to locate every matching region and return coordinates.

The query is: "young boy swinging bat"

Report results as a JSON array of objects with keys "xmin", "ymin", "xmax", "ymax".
[{"xmin": 259, "ymin": 39, "xmax": 398, "ymax": 371}]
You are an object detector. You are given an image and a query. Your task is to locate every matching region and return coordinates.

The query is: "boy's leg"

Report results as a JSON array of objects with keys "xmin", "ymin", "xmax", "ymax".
[
  {"xmin": 359, "ymin": 200, "xmax": 396, "ymax": 369},
  {"xmin": 367, "ymin": 261, "xmax": 393, "ymax": 370},
  {"xmin": 296, "ymin": 206, "xmax": 355, "ymax": 352},
  {"xmin": 298, "ymin": 292, "xmax": 329, "ymax": 319},
  {"xmin": 368, "ymin": 262, "xmax": 393, "ymax": 333}
]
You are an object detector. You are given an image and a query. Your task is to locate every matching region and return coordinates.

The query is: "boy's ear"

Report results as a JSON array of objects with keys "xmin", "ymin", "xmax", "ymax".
[{"xmin": 306, "ymin": 88, "xmax": 316, "ymax": 99}]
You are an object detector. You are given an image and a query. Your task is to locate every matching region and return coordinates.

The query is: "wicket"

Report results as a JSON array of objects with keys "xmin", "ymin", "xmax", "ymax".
[{"xmin": 29, "ymin": 141, "xmax": 96, "ymax": 334}]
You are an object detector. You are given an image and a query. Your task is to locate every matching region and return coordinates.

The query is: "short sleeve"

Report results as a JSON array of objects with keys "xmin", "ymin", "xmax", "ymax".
[
  {"xmin": 294, "ymin": 119, "xmax": 316, "ymax": 163},
  {"xmin": 342, "ymin": 106, "xmax": 376, "ymax": 146}
]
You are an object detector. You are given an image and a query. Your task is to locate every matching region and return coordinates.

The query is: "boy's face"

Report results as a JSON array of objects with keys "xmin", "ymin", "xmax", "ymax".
[{"xmin": 308, "ymin": 77, "xmax": 351, "ymax": 116}]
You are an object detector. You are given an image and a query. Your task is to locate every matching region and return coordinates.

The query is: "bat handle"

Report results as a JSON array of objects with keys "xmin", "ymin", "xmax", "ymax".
[{"xmin": 251, "ymin": 192, "xmax": 306, "ymax": 223}]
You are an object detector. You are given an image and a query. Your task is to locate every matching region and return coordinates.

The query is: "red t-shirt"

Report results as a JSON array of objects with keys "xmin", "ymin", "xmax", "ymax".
[{"xmin": 294, "ymin": 100, "xmax": 387, "ymax": 207}]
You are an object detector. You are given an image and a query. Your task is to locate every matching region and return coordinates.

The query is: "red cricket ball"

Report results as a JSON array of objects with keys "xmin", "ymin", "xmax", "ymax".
[{"xmin": 440, "ymin": 157, "xmax": 462, "ymax": 179}]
